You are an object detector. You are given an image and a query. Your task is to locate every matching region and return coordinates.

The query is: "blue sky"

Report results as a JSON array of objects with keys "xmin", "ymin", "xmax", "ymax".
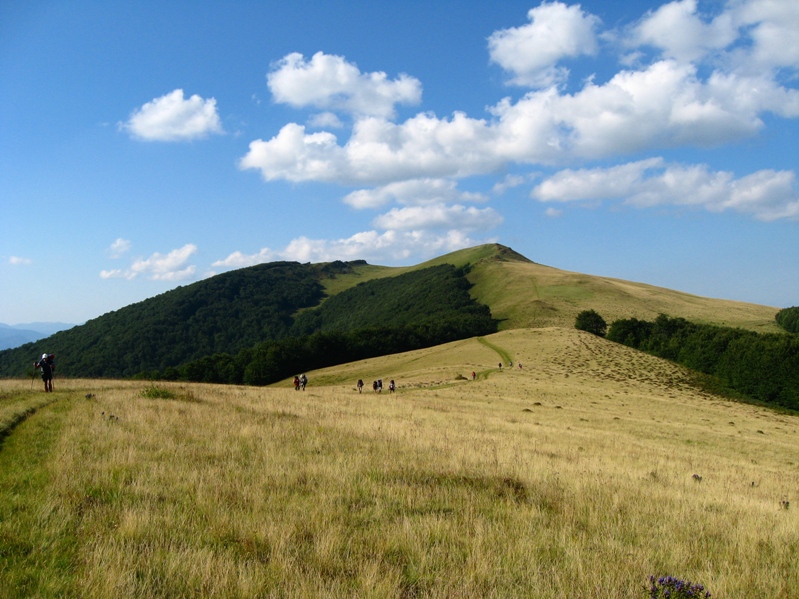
[{"xmin": 2, "ymin": 0, "xmax": 798, "ymax": 325}]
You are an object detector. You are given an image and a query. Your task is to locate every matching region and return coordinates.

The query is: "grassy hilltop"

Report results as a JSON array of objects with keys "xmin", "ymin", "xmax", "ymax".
[
  {"xmin": 322, "ymin": 243, "xmax": 780, "ymax": 333},
  {"xmin": 1, "ymin": 327, "xmax": 797, "ymax": 598}
]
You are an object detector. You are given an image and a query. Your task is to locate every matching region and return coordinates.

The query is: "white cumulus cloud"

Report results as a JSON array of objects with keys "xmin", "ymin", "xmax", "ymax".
[
  {"xmin": 488, "ymin": 1, "xmax": 600, "ymax": 88},
  {"xmin": 267, "ymin": 51, "xmax": 422, "ymax": 119},
  {"xmin": 122, "ymin": 89, "xmax": 223, "ymax": 141},
  {"xmin": 632, "ymin": 0, "xmax": 737, "ymax": 63},
  {"xmin": 532, "ymin": 158, "xmax": 799, "ymax": 221},
  {"xmin": 236, "ymin": 0, "xmax": 799, "ymax": 243},
  {"xmin": 242, "ymin": 55, "xmax": 799, "ymax": 185}
]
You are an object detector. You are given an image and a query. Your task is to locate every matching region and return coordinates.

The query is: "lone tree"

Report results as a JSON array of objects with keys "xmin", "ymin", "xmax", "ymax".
[{"xmin": 575, "ymin": 309, "xmax": 607, "ymax": 337}]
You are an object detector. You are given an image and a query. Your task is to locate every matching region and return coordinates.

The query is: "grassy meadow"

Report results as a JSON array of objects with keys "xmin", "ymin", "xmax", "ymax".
[{"xmin": 1, "ymin": 328, "xmax": 797, "ymax": 598}]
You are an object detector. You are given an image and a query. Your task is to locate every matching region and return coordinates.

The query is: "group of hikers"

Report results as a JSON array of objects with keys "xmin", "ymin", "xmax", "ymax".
[
  {"xmin": 356, "ymin": 379, "xmax": 395, "ymax": 393},
  {"xmin": 496, "ymin": 361, "xmax": 522, "ymax": 371}
]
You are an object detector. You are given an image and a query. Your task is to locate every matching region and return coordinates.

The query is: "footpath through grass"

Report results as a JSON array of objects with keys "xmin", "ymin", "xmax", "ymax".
[
  {"xmin": 0, "ymin": 388, "xmax": 78, "ymax": 598},
  {"xmin": 477, "ymin": 336, "xmax": 513, "ymax": 367},
  {"xmin": 0, "ymin": 386, "xmax": 61, "ymax": 445}
]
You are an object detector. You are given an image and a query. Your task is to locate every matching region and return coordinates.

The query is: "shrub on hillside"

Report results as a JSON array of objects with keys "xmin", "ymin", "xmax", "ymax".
[{"xmin": 574, "ymin": 309, "xmax": 607, "ymax": 337}]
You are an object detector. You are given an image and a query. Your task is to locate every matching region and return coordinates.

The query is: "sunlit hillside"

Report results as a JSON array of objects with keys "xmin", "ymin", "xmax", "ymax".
[
  {"xmin": 2, "ymin": 327, "xmax": 796, "ymax": 598},
  {"xmin": 321, "ymin": 244, "xmax": 779, "ymax": 333}
]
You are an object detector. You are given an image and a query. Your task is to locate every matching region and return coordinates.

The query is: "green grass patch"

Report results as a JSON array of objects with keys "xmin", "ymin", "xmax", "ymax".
[
  {"xmin": 477, "ymin": 336, "xmax": 513, "ymax": 366},
  {"xmin": 0, "ymin": 397, "xmax": 77, "ymax": 598},
  {"xmin": 139, "ymin": 384, "xmax": 177, "ymax": 399}
]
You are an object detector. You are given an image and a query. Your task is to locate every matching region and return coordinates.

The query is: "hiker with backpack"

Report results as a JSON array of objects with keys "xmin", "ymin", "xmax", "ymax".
[{"xmin": 34, "ymin": 353, "xmax": 54, "ymax": 392}]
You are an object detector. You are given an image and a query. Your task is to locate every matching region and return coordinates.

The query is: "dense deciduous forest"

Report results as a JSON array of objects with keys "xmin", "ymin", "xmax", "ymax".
[
  {"xmin": 0, "ymin": 262, "xmax": 496, "ymax": 381},
  {"xmin": 607, "ymin": 314, "xmax": 799, "ymax": 410},
  {"xmin": 776, "ymin": 306, "xmax": 799, "ymax": 334},
  {"xmin": 0, "ymin": 262, "xmax": 330, "ymax": 377},
  {"xmin": 143, "ymin": 264, "xmax": 498, "ymax": 385}
]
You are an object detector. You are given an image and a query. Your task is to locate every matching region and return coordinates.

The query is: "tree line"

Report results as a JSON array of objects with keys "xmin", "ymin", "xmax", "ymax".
[
  {"xmin": 0, "ymin": 261, "xmax": 329, "ymax": 378},
  {"xmin": 776, "ymin": 306, "xmax": 799, "ymax": 334},
  {"xmin": 604, "ymin": 313, "xmax": 799, "ymax": 411},
  {"xmin": 141, "ymin": 263, "xmax": 497, "ymax": 384},
  {"xmin": 139, "ymin": 314, "xmax": 496, "ymax": 385}
]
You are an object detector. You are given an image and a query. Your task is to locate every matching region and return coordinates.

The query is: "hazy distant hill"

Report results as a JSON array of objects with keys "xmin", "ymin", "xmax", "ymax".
[
  {"xmin": 0, "ymin": 244, "xmax": 780, "ymax": 379},
  {"xmin": 0, "ymin": 322, "xmax": 75, "ymax": 350}
]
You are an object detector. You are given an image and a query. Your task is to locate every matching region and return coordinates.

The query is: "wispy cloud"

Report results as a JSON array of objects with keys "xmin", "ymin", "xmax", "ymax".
[
  {"xmin": 8, "ymin": 256, "xmax": 32, "ymax": 266},
  {"xmin": 108, "ymin": 238, "xmax": 131, "ymax": 258},
  {"xmin": 100, "ymin": 244, "xmax": 199, "ymax": 281},
  {"xmin": 214, "ymin": 229, "xmax": 494, "ymax": 270}
]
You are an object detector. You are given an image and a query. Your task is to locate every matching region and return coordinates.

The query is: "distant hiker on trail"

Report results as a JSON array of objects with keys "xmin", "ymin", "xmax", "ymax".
[
  {"xmin": 357, "ymin": 379, "xmax": 364, "ymax": 393},
  {"xmin": 471, "ymin": 371, "xmax": 476, "ymax": 380},
  {"xmin": 498, "ymin": 362, "xmax": 502, "ymax": 370},
  {"xmin": 509, "ymin": 361, "xmax": 513, "ymax": 368},
  {"xmin": 293, "ymin": 376, "xmax": 300, "ymax": 391},
  {"xmin": 299, "ymin": 374, "xmax": 307, "ymax": 391},
  {"xmin": 389, "ymin": 380, "xmax": 395, "ymax": 393},
  {"xmin": 372, "ymin": 380, "xmax": 378, "ymax": 393},
  {"xmin": 519, "ymin": 363, "xmax": 522, "ymax": 370},
  {"xmin": 34, "ymin": 353, "xmax": 54, "ymax": 392},
  {"xmin": 377, "ymin": 379, "xmax": 383, "ymax": 393}
]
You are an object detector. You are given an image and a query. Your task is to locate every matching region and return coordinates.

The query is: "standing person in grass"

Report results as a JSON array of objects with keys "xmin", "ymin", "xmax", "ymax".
[
  {"xmin": 357, "ymin": 379, "xmax": 364, "ymax": 393},
  {"xmin": 34, "ymin": 353, "xmax": 53, "ymax": 392}
]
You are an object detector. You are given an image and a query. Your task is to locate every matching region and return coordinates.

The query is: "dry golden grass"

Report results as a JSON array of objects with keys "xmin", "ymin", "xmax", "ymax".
[
  {"xmin": 466, "ymin": 255, "xmax": 780, "ymax": 333},
  {"xmin": 1, "ymin": 328, "xmax": 797, "ymax": 598}
]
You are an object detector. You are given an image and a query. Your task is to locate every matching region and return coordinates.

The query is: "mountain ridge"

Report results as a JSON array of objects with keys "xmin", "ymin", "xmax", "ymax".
[{"xmin": 0, "ymin": 244, "xmax": 779, "ymax": 378}]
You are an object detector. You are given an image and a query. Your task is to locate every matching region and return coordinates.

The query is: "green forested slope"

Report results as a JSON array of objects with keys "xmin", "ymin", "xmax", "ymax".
[
  {"xmin": 291, "ymin": 264, "xmax": 491, "ymax": 334},
  {"xmin": 153, "ymin": 264, "xmax": 498, "ymax": 385},
  {"xmin": 0, "ymin": 262, "xmax": 327, "ymax": 378},
  {"xmin": 776, "ymin": 307, "xmax": 799, "ymax": 333},
  {"xmin": 607, "ymin": 314, "xmax": 799, "ymax": 410}
]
